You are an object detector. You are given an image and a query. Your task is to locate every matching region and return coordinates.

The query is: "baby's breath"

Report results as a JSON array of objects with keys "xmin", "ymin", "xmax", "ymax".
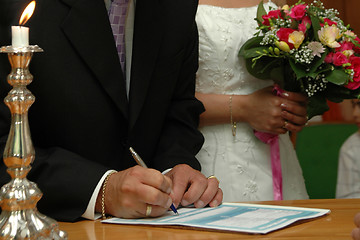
[
  {"xmin": 273, "ymin": 18, "xmax": 292, "ymax": 29},
  {"xmin": 304, "ymin": 74, "xmax": 328, "ymax": 97},
  {"xmin": 260, "ymin": 29, "xmax": 278, "ymax": 45},
  {"xmin": 293, "ymin": 46, "xmax": 315, "ymax": 64}
]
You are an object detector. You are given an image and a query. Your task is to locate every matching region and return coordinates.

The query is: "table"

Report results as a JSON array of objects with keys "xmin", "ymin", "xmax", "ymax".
[{"xmin": 58, "ymin": 198, "xmax": 360, "ymax": 240}]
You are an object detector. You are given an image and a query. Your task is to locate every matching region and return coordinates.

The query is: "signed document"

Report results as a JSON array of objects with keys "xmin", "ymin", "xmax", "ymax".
[{"xmin": 102, "ymin": 203, "xmax": 330, "ymax": 234}]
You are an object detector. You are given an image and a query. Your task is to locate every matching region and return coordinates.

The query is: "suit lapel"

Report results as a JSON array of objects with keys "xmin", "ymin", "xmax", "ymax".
[
  {"xmin": 128, "ymin": 0, "xmax": 163, "ymax": 130},
  {"xmin": 60, "ymin": 0, "xmax": 128, "ymax": 119}
]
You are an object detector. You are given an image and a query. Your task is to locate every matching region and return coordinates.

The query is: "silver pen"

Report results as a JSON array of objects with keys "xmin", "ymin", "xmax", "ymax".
[{"xmin": 129, "ymin": 147, "xmax": 179, "ymax": 215}]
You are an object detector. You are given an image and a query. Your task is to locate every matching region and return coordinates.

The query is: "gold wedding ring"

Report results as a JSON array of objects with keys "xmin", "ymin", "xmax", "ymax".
[
  {"xmin": 283, "ymin": 120, "xmax": 288, "ymax": 129},
  {"xmin": 146, "ymin": 205, "xmax": 152, "ymax": 217},
  {"xmin": 207, "ymin": 175, "xmax": 220, "ymax": 184}
]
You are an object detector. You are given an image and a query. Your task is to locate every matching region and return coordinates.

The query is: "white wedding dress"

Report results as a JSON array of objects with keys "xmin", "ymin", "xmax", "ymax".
[{"xmin": 195, "ymin": 2, "xmax": 309, "ymax": 202}]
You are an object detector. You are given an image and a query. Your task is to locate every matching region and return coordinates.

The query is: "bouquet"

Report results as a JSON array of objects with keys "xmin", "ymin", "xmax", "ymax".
[{"xmin": 239, "ymin": 0, "xmax": 360, "ymax": 119}]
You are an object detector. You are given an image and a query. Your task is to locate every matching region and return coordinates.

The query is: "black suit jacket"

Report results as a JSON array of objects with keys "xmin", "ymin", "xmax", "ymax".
[{"xmin": 0, "ymin": 0, "xmax": 204, "ymax": 221}]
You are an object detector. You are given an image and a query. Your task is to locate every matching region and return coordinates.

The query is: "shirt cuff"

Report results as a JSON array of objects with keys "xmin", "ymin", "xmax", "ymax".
[
  {"xmin": 162, "ymin": 168, "xmax": 172, "ymax": 175},
  {"xmin": 82, "ymin": 170, "xmax": 117, "ymax": 220}
]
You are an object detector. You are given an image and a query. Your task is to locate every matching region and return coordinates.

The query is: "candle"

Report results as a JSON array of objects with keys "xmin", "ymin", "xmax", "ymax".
[
  {"xmin": 11, "ymin": 1, "xmax": 36, "ymax": 47},
  {"xmin": 12, "ymin": 26, "xmax": 29, "ymax": 47}
]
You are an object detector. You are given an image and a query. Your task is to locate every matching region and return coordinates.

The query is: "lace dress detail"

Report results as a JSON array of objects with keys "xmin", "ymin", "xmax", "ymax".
[{"xmin": 195, "ymin": 2, "xmax": 309, "ymax": 201}]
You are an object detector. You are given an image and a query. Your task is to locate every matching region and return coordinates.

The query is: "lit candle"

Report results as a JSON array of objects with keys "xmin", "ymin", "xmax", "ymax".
[
  {"xmin": 12, "ymin": 26, "xmax": 29, "ymax": 47},
  {"xmin": 11, "ymin": 1, "xmax": 36, "ymax": 47}
]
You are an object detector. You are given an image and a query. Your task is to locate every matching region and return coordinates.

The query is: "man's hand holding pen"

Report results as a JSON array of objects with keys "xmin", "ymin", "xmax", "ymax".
[{"xmin": 95, "ymin": 166, "xmax": 175, "ymax": 218}]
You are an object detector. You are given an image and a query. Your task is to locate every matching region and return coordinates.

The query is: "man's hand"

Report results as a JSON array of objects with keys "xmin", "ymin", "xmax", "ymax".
[
  {"xmin": 165, "ymin": 164, "xmax": 223, "ymax": 208},
  {"xmin": 96, "ymin": 166, "xmax": 173, "ymax": 218}
]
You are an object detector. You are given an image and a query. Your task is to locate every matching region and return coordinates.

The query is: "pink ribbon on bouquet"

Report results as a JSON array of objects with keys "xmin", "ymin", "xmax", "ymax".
[{"xmin": 254, "ymin": 85, "xmax": 284, "ymax": 200}]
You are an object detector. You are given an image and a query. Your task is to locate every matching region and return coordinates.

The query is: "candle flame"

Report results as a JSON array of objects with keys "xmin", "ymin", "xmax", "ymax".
[{"xmin": 19, "ymin": 1, "xmax": 36, "ymax": 25}]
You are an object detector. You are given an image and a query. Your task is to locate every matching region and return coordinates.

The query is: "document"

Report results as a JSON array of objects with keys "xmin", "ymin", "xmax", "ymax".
[{"xmin": 102, "ymin": 203, "xmax": 330, "ymax": 234}]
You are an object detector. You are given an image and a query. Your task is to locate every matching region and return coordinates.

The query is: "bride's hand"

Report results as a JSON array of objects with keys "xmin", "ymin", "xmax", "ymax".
[
  {"xmin": 279, "ymin": 89, "xmax": 308, "ymax": 133},
  {"xmin": 238, "ymin": 86, "xmax": 308, "ymax": 134}
]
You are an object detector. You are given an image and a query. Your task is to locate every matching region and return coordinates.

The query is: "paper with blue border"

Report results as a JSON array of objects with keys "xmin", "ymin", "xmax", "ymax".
[{"xmin": 102, "ymin": 202, "xmax": 330, "ymax": 234}]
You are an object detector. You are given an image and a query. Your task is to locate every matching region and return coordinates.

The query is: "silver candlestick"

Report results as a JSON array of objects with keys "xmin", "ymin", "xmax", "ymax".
[{"xmin": 0, "ymin": 45, "xmax": 67, "ymax": 239}]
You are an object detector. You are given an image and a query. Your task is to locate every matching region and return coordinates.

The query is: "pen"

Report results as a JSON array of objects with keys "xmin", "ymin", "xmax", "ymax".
[{"xmin": 129, "ymin": 147, "xmax": 179, "ymax": 215}]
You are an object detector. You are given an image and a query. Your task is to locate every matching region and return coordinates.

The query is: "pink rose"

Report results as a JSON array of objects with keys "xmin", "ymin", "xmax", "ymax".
[
  {"xmin": 336, "ymin": 41, "xmax": 354, "ymax": 52},
  {"xmin": 298, "ymin": 23, "xmax": 307, "ymax": 33},
  {"xmin": 320, "ymin": 18, "xmax": 338, "ymax": 27},
  {"xmin": 325, "ymin": 52, "xmax": 334, "ymax": 63},
  {"xmin": 332, "ymin": 52, "xmax": 349, "ymax": 66},
  {"xmin": 290, "ymin": 4, "xmax": 307, "ymax": 20},
  {"xmin": 277, "ymin": 28, "xmax": 296, "ymax": 49},
  {"xmin": 298, "ymin": 16, "xmax": 311, "ymax": 34},
  {"xmin": 298, "ymin": 16, "xmax": 311, "ymax": 33},
  {"xmin": 302, "ymin": 16, "xmax": 311, "ymax": 28},
  {"xmin": 262, "ymin": 10, "xmax": 282, "ymax": 26}
]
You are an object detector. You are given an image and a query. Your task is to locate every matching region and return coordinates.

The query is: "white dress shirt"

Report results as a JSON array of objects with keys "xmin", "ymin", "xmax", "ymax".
[{"xmin": 336, "ymin": 131, "xmax": 360, "ymax": 198}]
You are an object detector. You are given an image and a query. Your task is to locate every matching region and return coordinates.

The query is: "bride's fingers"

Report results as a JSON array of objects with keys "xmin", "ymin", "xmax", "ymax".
[
  {"xmin": 281, "ymin": 111, "xmax": 308, "ymax": 126},
  {"xmin": 281, "ymin": 91, "xmax": 308, "ymax": 105},
  {"xmin": 280, "ymin": 101, "xmax": 307, "ymax": 117}
]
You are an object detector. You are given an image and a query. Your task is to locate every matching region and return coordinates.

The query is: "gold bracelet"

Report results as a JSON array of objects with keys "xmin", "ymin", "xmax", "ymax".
[
  {"xmin": 101, "ymin": 171, "xmax": 117, "ymax": 220},
  {"xmin": 229, "ymin": 95, "xmax": 237, "ymax": 137}
]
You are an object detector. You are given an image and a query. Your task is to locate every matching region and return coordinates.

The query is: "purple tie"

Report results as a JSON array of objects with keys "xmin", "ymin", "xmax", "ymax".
[{"xmin": 108, "ymin": 0, "xmax": 129, "ymax": 72}]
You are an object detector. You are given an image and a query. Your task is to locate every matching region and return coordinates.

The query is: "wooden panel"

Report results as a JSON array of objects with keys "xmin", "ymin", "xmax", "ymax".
[{"xmin": 345, "ymin": 0, "xmax": 360, "ymax": 34}]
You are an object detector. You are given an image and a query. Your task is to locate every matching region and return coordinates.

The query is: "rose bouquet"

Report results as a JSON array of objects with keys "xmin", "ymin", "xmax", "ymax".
[{"xmin": 239, "ymin": 0, "xmax": 360, "ymax": 118}]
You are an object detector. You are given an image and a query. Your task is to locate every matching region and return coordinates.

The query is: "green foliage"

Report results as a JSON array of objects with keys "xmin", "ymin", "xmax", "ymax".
[{"xmin": 256, "ymin": 1, "xmax": 267, "ymax": 24}]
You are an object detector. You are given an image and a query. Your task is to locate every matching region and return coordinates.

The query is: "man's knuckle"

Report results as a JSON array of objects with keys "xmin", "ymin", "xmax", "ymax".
[
  {"xmin": 121, "ymin": 183, "xmax": 134, "ymax": 194},
  {"xmin": 121, "ymin": 198, "xmax": 135, "ymax": 209}
]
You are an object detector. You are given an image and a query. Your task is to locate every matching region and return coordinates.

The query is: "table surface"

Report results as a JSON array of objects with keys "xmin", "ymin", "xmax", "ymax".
[{"xmin": 58, "ymin": 198, "xmax": 360, "ymax": 240}]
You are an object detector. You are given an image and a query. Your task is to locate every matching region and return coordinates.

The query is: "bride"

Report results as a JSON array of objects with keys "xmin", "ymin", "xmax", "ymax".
[{"xmin": 195, "ymin": 0, "xmax": 309, "ymax": 201}]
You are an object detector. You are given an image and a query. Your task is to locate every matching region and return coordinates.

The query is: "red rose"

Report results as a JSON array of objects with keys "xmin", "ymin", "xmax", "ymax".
[
  {"xmin": 276, "ymin": 28, "xmax": 296, "ymax": 49},
  {"xmin": 262, "ymin": 10, "xmax": 282, "ymax": 26},
  {"xmin": 346, "ymin": 80, "xmax": 360, "ymax": 90},
  {"xmin": 354, "ymin": 37, "xmax": 360, "ymax": 54},
  {"xmin": 290, "ymin": 4, "xmax": 307, "ymax": 20},
  {"xmin": 350, "ymin": 56, "xmax": 360, "ymax": 80},
  {"xmin": 345, "ymin": 56, "xmax": 360, "ymax": 90},
  {"xmin": 320, "ymin": 18, "xmax": 338, "ymax": 27},
  {"xmin": 332, "ymin": 52, "xmax": 349, "ymax": 66}
]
